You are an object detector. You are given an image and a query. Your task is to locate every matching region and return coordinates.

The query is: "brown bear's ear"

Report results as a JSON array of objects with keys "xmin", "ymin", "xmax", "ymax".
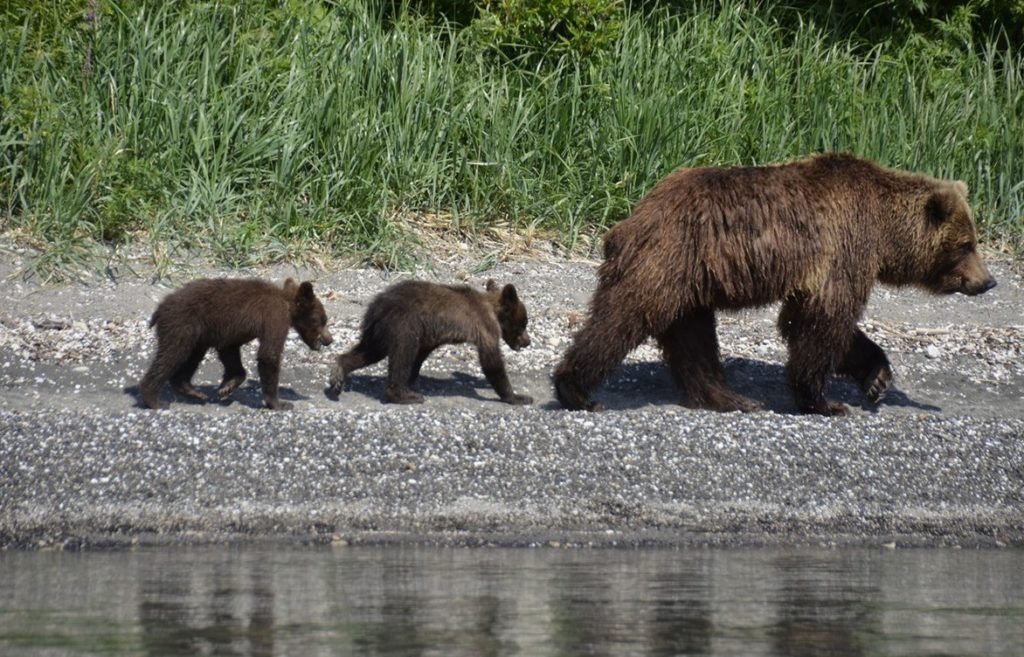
[
  {"xmin": 925, "ymin": 189, "xmax": 958, "ymax": 226},
  {"xmin": 485, "ymin": 279, "xmax": 499, "ymax": 292},
  {"xmin": 953, "ymin": 180, "xmax": 969, "ymax": 198},
  {"xmin": 283, "ymin": 278, "xmax": 299, "ymax": 295},
  {"xmin": 500, "ymin": 283, "xmax": 519, "ymax": 305}
]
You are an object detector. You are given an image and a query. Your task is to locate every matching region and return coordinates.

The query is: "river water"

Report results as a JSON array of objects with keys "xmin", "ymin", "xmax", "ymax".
[{"xmin": 1, "ymin": 545, "xmax": 1022, "ymax": 656}]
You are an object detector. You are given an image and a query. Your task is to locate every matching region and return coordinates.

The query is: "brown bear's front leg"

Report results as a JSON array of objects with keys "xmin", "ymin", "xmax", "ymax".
[
  {"xmin": 778, "ymin": 296, "xmax": 852, "ymax": 416},
  {"xmin": 836, "ymin": 329, "xmax": 893, "ymax": 404},
  {"xmin": 216, "ymin": 346, "xmax": 247, "ymax": 400},
  {"xmin": 554, "ymin": 288, "xmax": 649, "ymax": 411},
  {"xmin": 478, "ymin": 344, "xmax": 532, "ymax": 405},
  {"xmin": 256, "ymin": 335, "xmax": 291, "ymax": 411}
]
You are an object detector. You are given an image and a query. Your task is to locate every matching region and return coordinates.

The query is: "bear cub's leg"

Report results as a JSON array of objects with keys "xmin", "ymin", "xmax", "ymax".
[
  {"xmin": 384, "ymin": 340, "xmax": 426, "ymax": 404},
  {"xmin": 216, "ymin": 346, "xmax": 247, "ymax": 400},
  {"xmin": 140, "ymin": 334, "xmax": 200, "ymax": 409},
  {"xmin": 328, "ymin": 341, "xmax": 386, "ymax": 394},
  {"xmin": 169, "ymin": 345, "xmax": 209, "ymax": 402}
]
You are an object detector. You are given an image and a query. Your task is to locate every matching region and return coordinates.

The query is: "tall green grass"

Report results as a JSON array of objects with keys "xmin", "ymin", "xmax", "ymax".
[{"xmin": 1, "ymin": 1, "xmax": 1021, "ymax": 277}]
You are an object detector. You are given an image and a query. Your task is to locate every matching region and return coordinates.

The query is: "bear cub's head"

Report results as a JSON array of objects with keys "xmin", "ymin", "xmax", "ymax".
[
  {"xmin": 486, "ymin": 279, "xmax": 531, "ymax": 351},
  {"xmin": 284, "ymin": 278, "xmax": 333, "ymax": 350},
  {"xmin": 921, "ymin": 182, "xmax": 996, "ymax": 296}
]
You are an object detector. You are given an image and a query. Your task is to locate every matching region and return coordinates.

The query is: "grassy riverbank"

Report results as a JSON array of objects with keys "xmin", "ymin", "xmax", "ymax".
[{"xmin": 2, "ymin": 1, "xmax": 1022, "ymax": 277}]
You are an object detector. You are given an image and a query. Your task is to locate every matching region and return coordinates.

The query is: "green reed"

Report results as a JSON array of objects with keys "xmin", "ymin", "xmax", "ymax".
[{"xmin": 1, "ymin": 1, "xmax": 1021, "ymax": 277}]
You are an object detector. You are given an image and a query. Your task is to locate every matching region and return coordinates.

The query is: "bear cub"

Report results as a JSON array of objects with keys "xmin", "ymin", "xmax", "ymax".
[
  {"xmin": 140, "ymin": 277, "xmax": 332, "ymax": 410},
  {"xmin": 329, "ymin": 279, "xmax": 532, "ymax": 405}
]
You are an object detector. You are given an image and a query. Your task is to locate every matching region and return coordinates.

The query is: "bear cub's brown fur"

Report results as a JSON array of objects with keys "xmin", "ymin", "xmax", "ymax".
[
  {"xmin": 140, "ymin": 277, "xmax": 332, "ymax": 410},
  {"xmin": 329, "ymin": 279, "xmax": 532, "ymax": 405},
  {"xmin": 554, "ymin": 153, "xmax": 997, "ymax": 415}
]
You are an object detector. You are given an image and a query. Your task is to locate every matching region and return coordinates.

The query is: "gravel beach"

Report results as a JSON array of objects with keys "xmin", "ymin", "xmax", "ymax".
[{"xmin": 1, "ymin": 241, "xmax": 1022, "ymax": 549}]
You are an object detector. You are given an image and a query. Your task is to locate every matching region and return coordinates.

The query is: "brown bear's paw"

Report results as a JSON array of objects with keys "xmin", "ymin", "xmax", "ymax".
[
  {"xmin": 328, "ymin": 362, "xmax": 346, "ymax": 394},
  {"xmin": 800, "ymin": 399, "xmax": 849, "ymax": 416},
  {"xmin": 385, "ymin": 388, "xmax": 425, "ymax": 404},
  {"xmin": 264, "ymin": 398, "xmax": 294, "ymax": 411},
  {"xmin": 702, "ymin": 389, "xmax": 762, "ymax": 413},
  {"xmin": 503, "ymin": 393, "xmax": 533, "ymax": 406},
  {"xmin": 217, "ymin": 377, "xmax": 245, "ymax": 400},
  {"xmin": 554, "ymin": 377, "xmax": 600, "ymax": 411},
  {"xmin": 173, "ymin": 381, "xmax": 207, "ymax": 402},
  {"xmin": 863, "ymin": 364, "xmax": 893, "ymax": 404},
  {"xmin": 140, "ymin": 386, "xmax": 167, "ymax": 410}
]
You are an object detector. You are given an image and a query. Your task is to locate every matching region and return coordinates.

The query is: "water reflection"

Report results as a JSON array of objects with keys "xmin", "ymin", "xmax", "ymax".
[{"xmin": 1, "ymin": 546, "xmax": 1022, "ymax": 656}]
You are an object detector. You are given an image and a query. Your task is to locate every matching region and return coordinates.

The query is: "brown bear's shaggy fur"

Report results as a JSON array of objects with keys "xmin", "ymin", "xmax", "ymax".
[
  {"xmin": 329, "ymin": 279, "xmax": 532, "ymax": 405},
  {"xmin": 140, "ymin": 278, "xmax": 332, "ymax": 410},
  {"xmin": 554, "ymin": 153, "xmax": 996, "ymax": 415}
]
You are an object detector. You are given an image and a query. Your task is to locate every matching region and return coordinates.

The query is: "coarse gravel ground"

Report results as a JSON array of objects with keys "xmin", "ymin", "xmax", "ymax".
[{"xmin": 1, "ymin": 238, "xmax": 1022, "ymax": 549}]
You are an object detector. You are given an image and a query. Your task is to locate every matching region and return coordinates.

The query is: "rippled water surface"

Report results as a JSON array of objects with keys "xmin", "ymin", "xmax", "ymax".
[{"xmin": 1, "ymin": 546, "xmax": 1022, "ymax": 656}]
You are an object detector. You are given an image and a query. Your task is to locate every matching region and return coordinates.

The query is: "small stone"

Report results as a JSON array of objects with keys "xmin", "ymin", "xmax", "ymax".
[{"xmin": 925, "ymin": 345, "xmax": 940, "ymax": 359}]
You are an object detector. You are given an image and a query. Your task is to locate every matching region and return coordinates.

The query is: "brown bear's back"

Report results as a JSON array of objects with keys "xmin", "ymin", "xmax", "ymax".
[
  {"xmin": 362, "ymin": 280, "xmax": 498, "ymax": 347},
  {"xmin": 151, "ymin": 278, "xmax": 290, "ymax": 348}
]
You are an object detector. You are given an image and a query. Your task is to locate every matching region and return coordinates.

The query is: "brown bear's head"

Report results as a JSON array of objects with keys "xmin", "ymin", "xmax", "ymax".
[
  {"xmin": 920, "ymin": 182, "xmax": 997, "ymax": 296},
  {"xmin": 486, "ymin": 279, "xmax": 531, "ymax": 351},
  {"xmin": 284, "ymin": 278, "xmax": 333, "ymax": 350}
]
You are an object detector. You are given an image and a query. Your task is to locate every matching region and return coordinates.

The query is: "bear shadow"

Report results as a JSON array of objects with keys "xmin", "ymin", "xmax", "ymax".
[
  {"xmin": 326, "ymin": 370, "xmax": 499, "ymax": 405},
  {"xmin": 580, "ymin": 357, "xmax": 940, "ymax": 414},
  {"xmin": 123, "ymin": 381, "xmax": 307, "ymax": 410}
]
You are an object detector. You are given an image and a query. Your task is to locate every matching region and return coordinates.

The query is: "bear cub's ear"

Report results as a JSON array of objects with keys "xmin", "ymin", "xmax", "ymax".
[
  {"xmin": 485, "ymin": 279, "xmax": 499, "ymax": 293},
  {"xmin": 283, "ymin": 278, "xmax": 299, "ymax": 295},
  {"xmin": 298, "ymin": 281, "xmax": 315, "ymax": 300},
  {"xmin": 500, "ymin": 283, "xmax": 519, "ymax": 305}
]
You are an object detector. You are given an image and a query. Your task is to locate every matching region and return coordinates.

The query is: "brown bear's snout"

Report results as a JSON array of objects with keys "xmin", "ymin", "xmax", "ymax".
[
  {"xmin": 320, "ymin": 328, "xmax": 334, "ymax": 347},
  {"xmin": 508, "ymin": 332, "xmax": 531, "ymax": 350},
  {"xmin": 964, "ymin": 276, "xmax": 997, "ymax": 296},
  {"xmin": 957, "ymin": 254, "xmax": 997, "ymax": 296}
]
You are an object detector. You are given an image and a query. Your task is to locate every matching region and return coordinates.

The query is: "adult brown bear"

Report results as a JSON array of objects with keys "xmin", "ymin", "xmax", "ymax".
[{"xmin": 554, "ymin": 153, "xmax": 996, "ymax": 415}]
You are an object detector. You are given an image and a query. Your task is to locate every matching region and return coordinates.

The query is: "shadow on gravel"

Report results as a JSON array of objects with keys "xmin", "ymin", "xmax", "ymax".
[
  {"xmin": 326, "ymin": 371, "xmax": 505, "ymax": 405},
  {"xmin": 122, "ymin": 381, "xmax": 308, "ymax": 410},
  {"xmin": 579, "ymin": 358, "xmax": 941, "ymax": 415}
]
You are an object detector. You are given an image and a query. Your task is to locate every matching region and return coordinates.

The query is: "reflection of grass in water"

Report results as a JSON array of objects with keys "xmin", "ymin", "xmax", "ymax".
[
  {"xmin": 2, "ymin": 1, "xmax": 1022, "ymax": 280},
  {"xmin": 1, "ymin": 614, "xmax": 141, "ymax": 652}
]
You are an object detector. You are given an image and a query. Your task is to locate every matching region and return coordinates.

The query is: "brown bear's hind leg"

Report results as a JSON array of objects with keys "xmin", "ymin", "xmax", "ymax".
[
  {"xmin": 659, "ymin": 308, "xmax": 761, "ymax": 413},
  {"xmin": 554, "ymin": 291, "xmax": 649, "ymax": 412},
  {"xmin": 170, "ymin": 345, "xmax": 209, "ymax": 402},
  {"xmin": 384, "ymin": 341, "xmax": 425, "ymax": 404},
  {"xmin": 216, "ymin": 346, "xmax": 247, "ymax": 400},
  {"xmin": 408, "ymin": 346, "xmax": 434, "ymax": 386},
  {"xmin": 140, "ymin": 333, "xmax": 198, "ymax": 409},
  {"xmin": 778, "ymin": 296, "xmax": 852, "ymax": 416},
  {"xmin": 328, "ymin": 341, "xmax": 385, "ymax": 394},
  {"xmin": 836, "ymin": 329, "xmax": 893, "ymax": 404}
]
